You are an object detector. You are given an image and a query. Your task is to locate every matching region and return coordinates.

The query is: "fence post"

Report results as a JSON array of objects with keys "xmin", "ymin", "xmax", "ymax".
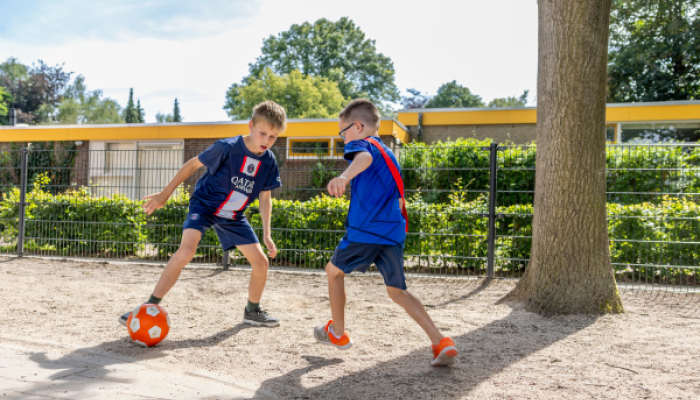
[
  {"xmin": 486, "ymin": 142, "xmax": 499, "ymax": 279},
  {"xmin": 17, "ymin": 147, "xmax": 29, "ymax": 257},
  {"xmin": 222, "ymin": 250, "xmax": 230, "ymax": 270}
]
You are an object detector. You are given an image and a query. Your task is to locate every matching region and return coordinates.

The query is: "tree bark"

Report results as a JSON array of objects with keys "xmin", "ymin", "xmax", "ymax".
[{"xmin": 509, "ymin": 0, "xmax": 623, "ymax": 314}]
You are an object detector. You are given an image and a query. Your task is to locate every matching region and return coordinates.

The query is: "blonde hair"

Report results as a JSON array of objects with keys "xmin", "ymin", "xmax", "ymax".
[
  {"xmin": 252, "ymin": 101, "xmax": 287, "ymax": 132},
  {"xmin": 338, "ymin": 99, "xmax": 380, "ymax": 130}
]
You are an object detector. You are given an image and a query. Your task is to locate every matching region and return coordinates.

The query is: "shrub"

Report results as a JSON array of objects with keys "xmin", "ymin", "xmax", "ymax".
[
  {"xmin": 606, "ymin": 145, "xmax": 698, "ymax": 204},
  {"xmin": 0, "ymin": 174, "xmax": 147, "ymax": 256},
  {"xmin": 496, "ymin": 197, "xmax": 700, "ymax": 283},
  {"xmin": 400, "ymin": 138, "xmax": 700, "ymax": 206},
  {"xmin": 142, "ymin": 188, "xmax": 222, "ymax": 259},
  {"xmin": 400, "ymin": 138, "xmax": 492, "ymax": 204}
]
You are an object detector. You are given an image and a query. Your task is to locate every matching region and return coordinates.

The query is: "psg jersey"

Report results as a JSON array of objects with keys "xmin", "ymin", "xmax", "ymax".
[{"xmin": 190, "ymin": 136, "xmax": 281, "ymax": 220}]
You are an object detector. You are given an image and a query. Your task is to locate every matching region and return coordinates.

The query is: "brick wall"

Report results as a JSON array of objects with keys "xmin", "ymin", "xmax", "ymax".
[
  {"xmin": 73, "ymin": 141, "xmax": 90, "ymax": 186},
  {"xmin": 183, "ymin": 138, "xmax": 217, "ymax": 192},
  {"xmin": 405, "ymin": 124, "xmax": 538, "ymax": 144}
]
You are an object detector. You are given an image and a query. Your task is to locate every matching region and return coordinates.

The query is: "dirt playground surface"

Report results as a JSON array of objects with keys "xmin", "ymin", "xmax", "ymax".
[{"xmin": 1, "ymin": 256, "xmax": 699, "ymax": 400}]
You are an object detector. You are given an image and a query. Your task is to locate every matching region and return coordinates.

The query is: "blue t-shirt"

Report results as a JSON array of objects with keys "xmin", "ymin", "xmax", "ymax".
[
  {"xmin": 191, "ymin": 136, "xmax": 281, "ymax": 220},
  {"xmin": 342, "ymin": 138, "xmax": 406, "ymax": 246}
]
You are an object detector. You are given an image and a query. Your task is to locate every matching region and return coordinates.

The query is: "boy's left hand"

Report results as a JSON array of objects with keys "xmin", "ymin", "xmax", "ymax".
[
  {"xmin": 327, "ymin": 177, "xmax": 349, "ymax": 198},
  {"xmin": 263, "ymin": 235, "xmax": 278, "ymax": 259}
]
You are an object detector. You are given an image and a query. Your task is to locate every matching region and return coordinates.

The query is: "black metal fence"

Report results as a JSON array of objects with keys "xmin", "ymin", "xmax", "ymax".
[{"xmin": 1, "ymin": 142, "xmax": 698, "ymax": 292}]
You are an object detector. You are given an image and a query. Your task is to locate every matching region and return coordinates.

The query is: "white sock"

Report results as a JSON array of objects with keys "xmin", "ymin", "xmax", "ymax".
[{"xmin": 328, "ymin": 325, "xmax": 342, "ymax": 339}]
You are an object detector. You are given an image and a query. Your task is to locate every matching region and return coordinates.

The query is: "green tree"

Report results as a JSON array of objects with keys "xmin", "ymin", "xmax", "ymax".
[
  {"xmin": 246, "ymin": 17, "xmax": 399, "ymax": 110},
  {"xmin": 488, "ymin": 90, "xmax": 530, "ymax": 107},
  {"xmin": 225, "ymin": 68, "xmax": 346, "ymax": 119},
  {"xmin": 173, "ymin": 98, "xmax": 182, "ymax": 122},
  {"xmin": 425, "ymin": 81, "xmax": 485, "ymax": 108},
  {"xmin": 400, "ymin": 88, "xmax": 429, "ymax": 109},
  {"xmin": 608, "ymin": 0, "xmax": 700, "ymax": 102},
  {"xmin": 123, "ymin": 88, "xmax": 137, "ymax": 123},
  {"xmin": 0, "ymin": 57, "xmax": 71, "ymax": 124},
  {"xmin": 0, "ymin": 86, "xmax": 12, "ymax": 122},
  {"xmin": 40, "ymin": 75, "xmax": 124, "ymax": 125},
  {"xmin": 155, "ymin": 112, "xmax": 174, "ymax": 123},
  {"xmin": 0, "ymin": 57, "xmax": 28, "ymax": 83},
  {"xmin": 137, "ymin": 99, "xmax": 145, "ymax": 123}
]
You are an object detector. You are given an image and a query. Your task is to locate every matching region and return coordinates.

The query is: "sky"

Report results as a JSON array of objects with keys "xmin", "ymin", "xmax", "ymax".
[{"xmin": 0, "ymin": 0, "xmax": 538, "ymax": 123}]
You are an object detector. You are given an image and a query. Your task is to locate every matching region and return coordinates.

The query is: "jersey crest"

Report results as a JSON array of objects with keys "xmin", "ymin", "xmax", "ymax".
[{"xmin": 240, "ymin": 156, "xmax": 261, "ymax": 177}]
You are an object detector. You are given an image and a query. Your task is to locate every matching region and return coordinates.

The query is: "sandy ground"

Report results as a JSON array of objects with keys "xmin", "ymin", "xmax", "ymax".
[{"xmin": 1, "ymin": 256, "xmax": 699, "ymax": 400}]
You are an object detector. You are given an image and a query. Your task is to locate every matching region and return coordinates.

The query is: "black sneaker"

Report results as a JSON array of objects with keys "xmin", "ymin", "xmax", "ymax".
[
  {"xmin": 243, "ymin": 307, "xmax": 280, "ymax": 327},
  {"xmin": 118, "ymin": 311, "xmax": 131, "ymax": 327}
]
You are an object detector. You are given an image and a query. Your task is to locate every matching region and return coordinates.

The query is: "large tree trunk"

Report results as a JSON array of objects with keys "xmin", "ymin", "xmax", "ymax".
[{"xmin": 510, "ymin": 0, "xmax": 623, "ymax": 314}]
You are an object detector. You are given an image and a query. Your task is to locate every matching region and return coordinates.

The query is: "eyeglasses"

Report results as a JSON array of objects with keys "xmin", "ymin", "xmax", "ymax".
[{"xmin": 338, "ymin": 122, "xmax": 364, "ymax": 141}]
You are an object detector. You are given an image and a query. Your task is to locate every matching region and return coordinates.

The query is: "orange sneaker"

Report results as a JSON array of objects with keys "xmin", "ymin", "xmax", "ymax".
[
  {"xmin": 431, "ymin": 337, "xmax": 458, "ymax": 366},
  {"xmin": 314, "ymin": 320, "xmax": 354, "ymax": 350}
]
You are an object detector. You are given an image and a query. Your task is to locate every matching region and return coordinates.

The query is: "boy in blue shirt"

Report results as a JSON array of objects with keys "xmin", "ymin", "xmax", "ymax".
[
  {"xmin": 313, "ymin": 99, "xmax": 458, "ymax": 366},
  {"xmin": 119, "ymin": 101, "xmax": 286, "ymax": 327}
]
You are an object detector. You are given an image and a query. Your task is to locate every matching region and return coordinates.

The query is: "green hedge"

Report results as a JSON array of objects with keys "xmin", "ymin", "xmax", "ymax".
[
  {"xmin": 400, "ymin": 138, "xmax": 700, "ymax": 205},
  {"xmin": 2, "ymin": 176, "xmax": 697, "ymax": 284},
  {"xmin": 497, "ymin": 197, "xmax": 700, "ymax": 283},
  {"xmin": 0, "ymin": 174, "xmax": 147, "ymax": 255}
]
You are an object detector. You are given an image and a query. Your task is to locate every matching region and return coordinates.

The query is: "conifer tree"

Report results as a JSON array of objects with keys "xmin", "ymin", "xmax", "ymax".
[
  {"xmin": 173, "ymin": 98, "xmax": 182, "ymax": 122},
  {"xmin": 124, "ymin": 88, "xmax": 137, "ymax": 123},
  {"xmin": 137, "ymin": 99, "xmax": 145, "ymax": 123}
]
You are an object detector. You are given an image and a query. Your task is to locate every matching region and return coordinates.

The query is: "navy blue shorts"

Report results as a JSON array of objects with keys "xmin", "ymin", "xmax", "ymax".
[
  {"xmin": 183, "ymin": 210, "xmax": 259, "ymax": 251},
  {"xmin": 330, "ymin": 241, "xmax": 406, "ymax": 290}
]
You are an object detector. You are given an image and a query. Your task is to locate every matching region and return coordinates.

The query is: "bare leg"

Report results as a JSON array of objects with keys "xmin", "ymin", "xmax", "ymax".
[
  {"xmin": 326, "ymin": 262, "xmax": 347, "ymax": 334},
  {"xmin": 386, "ymin": 286, "xmax": 443, "ymax": 345},
  {"xmin": 237, "ymin": 243, "xmax": 270, "ymax": 303},
  {"xmin": 152, "ymin": 229, "xmax": 201, "ymax": 298}
]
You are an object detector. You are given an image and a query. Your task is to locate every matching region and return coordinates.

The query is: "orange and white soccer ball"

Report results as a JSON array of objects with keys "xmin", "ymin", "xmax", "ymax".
[{"xmin": 127, "ymin": 304, "xmax": 170, "ymax": 347}]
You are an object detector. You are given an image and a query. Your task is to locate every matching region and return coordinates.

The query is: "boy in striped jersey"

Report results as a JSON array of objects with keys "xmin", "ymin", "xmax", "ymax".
[{"xmin": 119, "ymin": 101, "xmax": 286, "ymax": 328}]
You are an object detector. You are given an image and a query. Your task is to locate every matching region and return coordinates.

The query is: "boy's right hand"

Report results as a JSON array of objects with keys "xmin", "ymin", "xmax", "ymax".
[
  {"xmin": 327, "ymin": 177, "xmax": 349, "ymax": 198},
  {"xmin": 142, "ymin": 192, "xmax": 168, "ymax": 215}
]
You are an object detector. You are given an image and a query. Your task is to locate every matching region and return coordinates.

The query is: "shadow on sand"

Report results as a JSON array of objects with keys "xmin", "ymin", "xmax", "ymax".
[{"xmin": 251, "ymin": 302, "xmax": 598, "ymax": 400}]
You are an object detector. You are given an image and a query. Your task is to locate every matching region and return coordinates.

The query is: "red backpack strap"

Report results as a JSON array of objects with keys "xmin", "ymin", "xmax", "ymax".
[{"xmin": 364, "ymin": 137, "xmax": 408, "ymax": 233}]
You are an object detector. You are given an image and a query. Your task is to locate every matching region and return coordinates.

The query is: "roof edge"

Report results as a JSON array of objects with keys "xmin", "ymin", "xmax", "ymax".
[{"xmin": 398, "ymin": 99, "xmax": 700, "ymax": 113}]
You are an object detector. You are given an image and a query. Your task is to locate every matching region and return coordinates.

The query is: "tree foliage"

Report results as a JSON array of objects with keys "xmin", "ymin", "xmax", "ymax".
[
  {"xmin": 246, "ymin": 17, "xmax": 399, "ymax": 109},
  {"xmin": 38, "ymin": 75, "xmax": 124, "ymax": 125},
  {"xmin": 136, "ymin": 99, "xmax": 145, "ymax": 123},
  {"xmin": 400, "ymin": 88, "xmax": 429, "ymax": 109},
  {"xmin": 225, "ymin": 68, "xmax": 346, "ymax": 119},
  {"xmin": 425, "ymin": 81, "xmax": 484, "ymax": 108},
  {"xmin": 123, "ymin": 88, "xmax": 138, "ymax": 123},
  {"xmin": 0, "ymin": 86, "xmax": 12, "ymax": 119},
  {"xmin": 156, "ymin": 112, "xmax": 174, "ymax": 123},
  {"xmin": 608, "ymin": 0, "xmax": 700, "ymax": 102},
  {"xmin": 173, "ymin": 98, "xmax": 182, "ymax": 122},
  {"xmin": 0, "ymin": 57, "xmax": 71, "ymax": 124},
  {"xmin": 488, "ymin": 90, "xmax": 530, "ymax": 107}
]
